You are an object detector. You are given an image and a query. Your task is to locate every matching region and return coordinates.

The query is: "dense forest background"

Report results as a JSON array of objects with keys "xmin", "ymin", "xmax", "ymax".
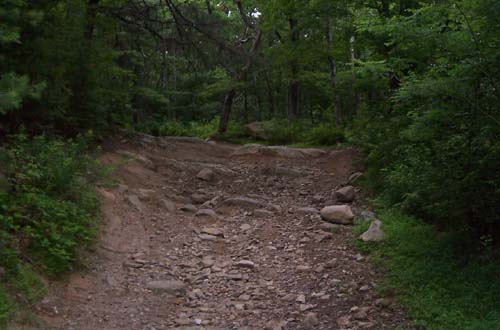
[{"xmin": 0, "ymin": 0, "xmax": 499, "ymax": 328}]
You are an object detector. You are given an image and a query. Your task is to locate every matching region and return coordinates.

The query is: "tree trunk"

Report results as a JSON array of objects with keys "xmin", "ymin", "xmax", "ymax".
[
  {"xmin": 244, "ymin": 89, "xmax": 249, "ymax": 122},
  {"xmin": 287, "ymin": 78, "xmax": 299, "ymax": 121},
  {"xmin": 327, "ymin": 17, "xmax": 342, "ymax": 128},
  {"xmin": 205, "ymin": 0, "xmax": 212, "ymax": 14},
  {"xmin": 71, "ymin": 0, "xmax": 100, "ymax": 129},
  {"xmin": 381, "ymin": 0, "xmax": 390, "ymax": 17},
  {"xmin": 219, "ymin": 88, "xmax": 236, "ymax": 133},
  {"xmin": 256, "ymin": 95, "xmax": 262, "ymax": 121},
  {"xmin": 265, "ymin": 73, "xmax": 275, "ymax": 114},
  {"xmin": 350, "ymin": 35, "xmax": 362, "ymax": 117},
  {"xmin": 216, "ymin": 0, "xmax": 262, "ymax": 133},
  {"xmin": 287, "ymin": 18, "xmax": 299, "ymax": 121}
]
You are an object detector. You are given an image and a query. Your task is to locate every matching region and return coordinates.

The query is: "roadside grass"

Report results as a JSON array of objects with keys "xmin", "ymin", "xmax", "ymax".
[{"xmin": 354, "ymin": 210, "xmax": 500, "ymax": 330}]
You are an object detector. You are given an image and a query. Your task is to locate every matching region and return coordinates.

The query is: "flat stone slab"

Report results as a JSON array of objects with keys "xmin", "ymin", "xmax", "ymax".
[
  {"xmin": 222, "ymin": 196, "xmax": 266, "ymax": 209},
  {"xmin": 146, "ymin": 280, "xmax": 186, "ymax": 295}
]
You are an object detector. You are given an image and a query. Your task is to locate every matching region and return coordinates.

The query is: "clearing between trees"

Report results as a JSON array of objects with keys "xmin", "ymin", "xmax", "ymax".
[{"xmin": 15, "ymin": 134, "xmax": 410, "ymax": 330}]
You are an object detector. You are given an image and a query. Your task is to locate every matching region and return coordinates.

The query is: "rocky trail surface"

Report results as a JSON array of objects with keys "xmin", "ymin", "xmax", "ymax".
[{"xmin": 24, "ymin": 134, "xmax": 410, "ymax": 330}]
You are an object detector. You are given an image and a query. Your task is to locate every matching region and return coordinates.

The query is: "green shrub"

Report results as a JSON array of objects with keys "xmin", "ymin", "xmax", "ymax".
[
  {"xmin": 186, "ymin": 118, "xmax": 219, "ymax": 139},
  {"xmin": 262, "ymin": 119, "xmax": 308, "ymax": 145},
  {"xmin": 307, "ymin": 124, "xmax": 345, "ymax": 145},
  {"xmin": 0, "ymin": 134, "xmax": 104, "ymax": 274},
  {"xmin": 356, "ymin": 210, "xmax": 500, "ymax": 330},
  {"xmin": 159, "ymin": 118, "xmax": 249, "ymax": 141},
  {"xmin": 0, "ymin": 285, "xmax": 12, "ymax": 328},
  {"xmin": 157, "ymin": 118, "xmax": 345, "ymax": 146},
  {"xmin": 159, "ymin": 121, "xmax": 188, "ymax": 137}
]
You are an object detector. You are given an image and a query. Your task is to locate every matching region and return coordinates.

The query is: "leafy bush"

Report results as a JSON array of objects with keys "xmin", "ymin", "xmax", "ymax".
[
  {"xmin": 259, "ymin": 119, "xmax": 308, "ymax": 145},
  {"xmin": 0, "ymin": 134, "xmax": 104, "ymax": 274},
  {"xmin": 159, "ymin": 117, "xmax": 248, "ymax": 141},
  {"xmin": 158, "ymin": 118, "xmax": 347, "ymax": 146},
  {"xmin": 186, "ymin": 118, "xmax": 219, "ymax": 139},
  {"xmin": 159, "ymin": 121, "xmax": 188, "ymax": 137},
  {"xmin": 0, "ymin": 285, "xmax": 11, "ymax": 328},
  {"xmin": 306, "ymin": 124, "xmax": 345, "ymax": 145},
  {"xmin": 355, "ymin": 210, "xmax": 500, "ymax": 330},
  {"xmin": 354, "ymin": 0, "xmax": 500, "ymax": 241}
]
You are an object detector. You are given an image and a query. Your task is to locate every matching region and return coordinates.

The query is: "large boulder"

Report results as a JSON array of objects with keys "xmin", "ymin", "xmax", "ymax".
[
  {"xmin": 320, "ymin": 205, "xmax": 354, "ymax": 225},
  {"xmin": 245, "ymin": 121, "xmax": 273, "ymax": 140},
  {"xmin": 335, "ymin": 186, "xmax": 355, "ymax": 203},
  {"xmin": 359, "ymin": 220, "xmax": 385, "ymax": 242}
]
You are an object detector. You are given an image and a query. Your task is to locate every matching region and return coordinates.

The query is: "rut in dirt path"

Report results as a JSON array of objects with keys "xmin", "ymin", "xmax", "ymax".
[{"xmin": 31, "ymin": 135, "xmax": 410, "ymax": 330}]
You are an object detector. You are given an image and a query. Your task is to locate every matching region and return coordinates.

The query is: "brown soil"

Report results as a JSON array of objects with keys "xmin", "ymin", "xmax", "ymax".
[{"xmin": 11, "ymin": 134, "xmax": 411, "ymax": 330}]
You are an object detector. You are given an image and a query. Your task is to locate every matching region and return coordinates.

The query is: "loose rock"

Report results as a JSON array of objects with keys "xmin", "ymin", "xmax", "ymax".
[
  {"xmin": 236, "ymin": 260, "xmax": 256, "ymax": 269},
  {"xmin": 195, "ymin": 209, "xmax": 218, "ymax": 219},
  {"xmin": 146, "ymin": 280, "xmax": 186, "ymax": 295},
  {"xmin": 197, "ymin": 168, "xmax": 215, "ymax": 181},
  {"xmin": 160, "ymin": 199, "xmax": 176, "ymax": 212},
  {"xmin": 199, "ymin": 234, "xmax": 218, "ymax": 241},
  {"xmin": 126, "ymin": 195, "xmax": 143, "ymax": 212},
  {"xmin": 254, "ymin": 209, "xmax": 274, "ymax": 217},
  {"xmin": 180, "ymin": 204, "xmax": 197, "ymax": 212},
  {"xmin": 335, "ymin": 186, "xmax": 355, "ymax": 203},
  {"xmin": 222, "ymin": 196, "xmax": 265, "ymax": 209},
  {"xmin": 201, "ymin": 227, "xmax": 224, "ymax": 237},
  {"xmin": 295, "ymin": 207, "xmax": 319, "ymax": 215},
  {"xmin": 320, "ymin": 205, "xmax": 355, "ymax": 224},
  {"xmin": 359, "ymin": 220, "xmax": 385, "ymax": 242},
  {"xmin": 304, "ymin": 313, "xmax": 320, "ymax": 327},
  {"xmin": 348, "ymin": 172, "xmax": 363, "ymax": 184}
]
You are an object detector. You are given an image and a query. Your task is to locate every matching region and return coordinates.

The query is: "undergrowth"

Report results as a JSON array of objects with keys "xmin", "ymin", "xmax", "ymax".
[
  {"xmin": 354, "ymin": 210, "xmax": 500, "ymax": 330},
  {"xmin": 156, "ymin": 118, "xmax": 346, "ymax": 147},
  {"xmin": 0, "ymin": 133, "xmax": 107, "ymax": 327}
]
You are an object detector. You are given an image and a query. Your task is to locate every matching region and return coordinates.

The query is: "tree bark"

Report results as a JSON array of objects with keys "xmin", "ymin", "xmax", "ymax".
[
  {"xmin": 287, "ymin": 77, "xmax": 299, "ymax": 121},
  {"xmin": 71, "ymin": 0, "xmax": 100, "ymax": 130},
  {"xmin": 217, "ymin": 0, "xmax": 262, "ymax": 133},
  {"xmin": 327, "ymin": 16, "xmax": 342, "ymax": 128},
  {"xmin": 265, "ymin": 73, "xmax": 275, "ymax": 114},
  {"xmin": 244, "ymin": 89, "xmax": 249, "ymax": 122},
  {"xmin": 205, "ymin": 0, "xmax": 212, "ymax": 14},
  {"xmin": 381, "ymin": 0, "xmax": 390, "ymax": 17},
  {"xmin": 287, "ymin": 18, "xmax": 299, "ymax": 121},
  {"xmin": 219, "ymin": 88, "xmax": 236, "ymax": 133}
]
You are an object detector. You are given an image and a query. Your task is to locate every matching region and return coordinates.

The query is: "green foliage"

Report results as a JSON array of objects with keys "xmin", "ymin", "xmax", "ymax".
[
  {"xmin": 159, "ymin": 121, "xmax": 189, "ymax": 137},
  {"xmin": 355, "ymin": 210, "xmax": 500, "ymax": 330},
  {"xmin": 0, "ymin": 134, "xmax": 104, "ymax": 274},
  {"xmin": 263, "ymin": 119, "xmax": 307, "ymax": 145},
  {"xmin": 0, "ymin": 0, "xmax": 132, "ymax": 133},
  {"xmin": 0, "ymin": 285, "xmax": 12, "ymax": 328},
  {"xmin": 307, "ymin": 124, "xmax": 345, "ymax": 145},
  {"xmin": 159, "ymin": 118, "xmax": 247, "ymax": 140},
  {"xmin": 355, "ymin": 0, "xmax": 500, "ymax": 236},
  {"xmin": 0, "ymin": 74, "xmax": 45, "ymax": 114}
]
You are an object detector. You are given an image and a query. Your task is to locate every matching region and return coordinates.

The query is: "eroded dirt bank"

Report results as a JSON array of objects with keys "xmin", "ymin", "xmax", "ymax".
[{"xmin": 19, "ymin": 134, "xmax": 410, "ymax": 330}]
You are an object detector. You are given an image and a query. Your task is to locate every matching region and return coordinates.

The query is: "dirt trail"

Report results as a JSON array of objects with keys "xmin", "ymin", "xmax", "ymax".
[{"xmin": 24, "ymin": 134, "xmax": 410, "ymax": 330}]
